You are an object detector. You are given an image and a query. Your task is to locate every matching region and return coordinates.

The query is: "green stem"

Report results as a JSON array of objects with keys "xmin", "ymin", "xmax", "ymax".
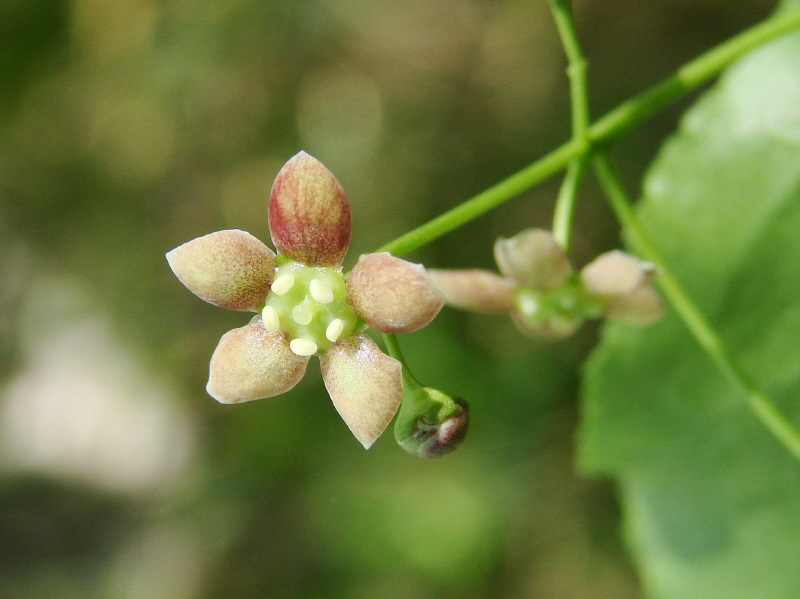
[
  {"xmin": 593, "ymin": 153, "xmax": 800, "ymax": 462},
  {"xmin": 552, "ymin": 155, "xmax": 589, "ymax": 251},
  {"xmin": 548, "ymin": 0, "xmax": 590, "ymax": 140},
  {"xmin": 382, "ymin": 333, "xmax": 422, "ymax": 391},
  {"xmin": 548, "ymin": 0, "xmax": 591, "ymax": 252},
  {"xmin": 377, "ymin": 8, "xmax": 800, "ymax": 257}
]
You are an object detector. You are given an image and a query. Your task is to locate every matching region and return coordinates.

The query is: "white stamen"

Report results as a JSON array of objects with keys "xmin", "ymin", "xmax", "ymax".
[
  {"xmin": 292, "ymin": 304, "xmax": 313, "ymax": 326},
  {"xmin": 310, "ymin": 278, "xmax": 334, "ymax": 304},
  {"xmin": 518, "ymin": 294, "xmax": 539, "ymax": 316},
  {"xmin": 325, "ymin": 319, "xmax": 345, "ymax": 342},
  {"xmin": 261, "ymin": 305, "xmax": 281, "ymax": 331},
  {"xmin": 290, "ymin": 338, "xmax": 317, "ymax": 356},
  {"xmin": 271, "ymin": 273, "xmax": 294, "ymax": 295}
]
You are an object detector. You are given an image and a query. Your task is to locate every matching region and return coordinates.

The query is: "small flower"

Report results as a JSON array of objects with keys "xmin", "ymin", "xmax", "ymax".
[
  {"xmin": 429, "ymin": 228, "xmax": 663, "ymax": 338},
  {"xmin": 167, "ymin": 152, "xmax": 444, "ymax": 448}
]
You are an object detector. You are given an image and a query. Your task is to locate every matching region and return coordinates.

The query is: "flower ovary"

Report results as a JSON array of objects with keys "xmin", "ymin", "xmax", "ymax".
[{"xmin": 263, "ymin": 261, "xmax": 358, "ymax": 355}]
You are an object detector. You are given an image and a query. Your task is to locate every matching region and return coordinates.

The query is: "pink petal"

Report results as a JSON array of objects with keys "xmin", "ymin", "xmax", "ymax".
[
  {"xmin": 320, "ymin": 334, "xmax": 403, "ymax": 449},
  {"xmin": 166, "ymin": 229, "xmax": 276, "ymax": 312},
  {"xmin": 347, "ymin": 253, "xmax": 444, "ymax": 334},
  {"xmin": 428, "ymin": 269, "xmax": 516, "ymax": 313},
  {"xmin": 494, "ymin": 228, "xmax": 572, "ymax": 290},
  {"xmin": 268, "ymin": 151, "xmax": 351, "ymax": 266},
  {"xmin": 207, "ymin": 321, "xmax": 309, "ymax": 404}
]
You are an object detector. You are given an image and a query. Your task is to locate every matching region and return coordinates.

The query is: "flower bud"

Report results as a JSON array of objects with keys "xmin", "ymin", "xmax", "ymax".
[
  {"xmin": 580, "ymin": 250, "xmax": 649, "ymax": 295},
  {"xmin": 394, "ymin": 386, "xmax": 469, "ymax": 459},
  {"xmin": 580, "ymin": 250, "xmax": 664, "ymax": 325},
  {"xmin": 494, "ymin": 229, "xmax": 572, "ymax": 291}
]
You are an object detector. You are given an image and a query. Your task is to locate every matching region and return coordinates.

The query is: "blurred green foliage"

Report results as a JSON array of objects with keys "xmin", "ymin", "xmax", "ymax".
[{"xmin": 0, "ymin": 0, "xmax": 782, "ymax": 597}]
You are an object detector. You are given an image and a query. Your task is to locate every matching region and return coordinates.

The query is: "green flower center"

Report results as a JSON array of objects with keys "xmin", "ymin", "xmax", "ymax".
[
  {"xmin": 261, "ymin": 260, "xmax": 359, "ymax": 356},
  {"xmin": 514, "ymin": 277, "xmax": 601, "ymax": 336}
]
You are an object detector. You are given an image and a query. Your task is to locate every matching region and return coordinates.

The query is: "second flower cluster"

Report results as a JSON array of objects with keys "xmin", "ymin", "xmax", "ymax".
[{"xmin": 430, "ymin": 228, "xmax": 664, "ymax": 338}]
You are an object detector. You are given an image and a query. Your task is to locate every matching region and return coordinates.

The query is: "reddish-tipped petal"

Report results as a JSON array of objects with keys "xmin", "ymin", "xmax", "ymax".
[
  {"xmin": 320, "ymin": 334, "xmax": 403, "ymax": 449},
  {"xmin": 268, "ymin": 151, "xmax": 351, "ymax": 266},
  {"xmin": 207, "ymin": 321, "xmax": 309, "ymax": 404},
  {"xmin": 347, "ymin": 253, "xmax": 444, "ymax": 334},
  {"xmin": 428, "ymin": 269, "xmax": 516, "ymax": 313},
  {"xmin": 167, "ymin": 229, "xmax": 276, "ymax": 312},
  {"xmin": 494, "ymin": 229, "xmax": 572, "ymax": 290}
]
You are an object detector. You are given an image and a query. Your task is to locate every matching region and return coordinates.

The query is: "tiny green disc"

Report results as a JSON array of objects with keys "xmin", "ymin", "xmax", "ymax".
[{"xmin": 262, "ymin": 261, "xmax": 359, "ymax": 355}]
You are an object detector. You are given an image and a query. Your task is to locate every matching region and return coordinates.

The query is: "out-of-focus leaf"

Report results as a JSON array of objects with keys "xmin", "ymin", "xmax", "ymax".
[{"xmin": 579, "ymin": 17, "xmax": 800, "ymax": 599}]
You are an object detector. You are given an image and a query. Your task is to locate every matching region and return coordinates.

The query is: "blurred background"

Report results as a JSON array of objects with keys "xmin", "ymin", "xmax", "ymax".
[{"xmin": 0, "ymin": 0, "xmax": 777, "ymax": 597}]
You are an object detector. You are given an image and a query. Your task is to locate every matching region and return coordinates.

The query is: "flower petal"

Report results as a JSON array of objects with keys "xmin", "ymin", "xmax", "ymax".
[
  {"xmin": 580, "ymin": 250, "xmax": 665, "ymax": 325},
  {"xmin": 207, "ymin": 321, "xmax": 309, "ymax": 404},
  {"xmin": 510, "ymin": 308, "xmax": 582, "ymax": 339},
  {"xmin": 320, "ymin": 334, "xmax": 403, "ymax": 449},
  {"xmin": 347, "ymin": 253, "xmax": 444, "ymax": 334},
  {"xmin": 268, "ymin": 151, "xmax": 351, "ymax": 266},
  {"xmin": 428, "ymin": 269, "xmax": 516, "ymax": 313},
  {"xmin": 580, "ymin": 250, "xmax": 649, "ymax": 296},
  {"xmin": 167, "ymin": 229, "xmax": 276, "ymax": 311},
  {"xmin": 494, "ymin": 228, "xmax": 572, "ymax": 290},
  {"xmin": 603, "ymin": 286, "xmax": 665, "ymax": 325}
]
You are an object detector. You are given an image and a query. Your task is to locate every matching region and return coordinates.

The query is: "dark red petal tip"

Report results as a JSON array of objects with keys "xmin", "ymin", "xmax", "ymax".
[{"xmin": 268, "ymin": 151, "xmax": 352, "ymax": 266}]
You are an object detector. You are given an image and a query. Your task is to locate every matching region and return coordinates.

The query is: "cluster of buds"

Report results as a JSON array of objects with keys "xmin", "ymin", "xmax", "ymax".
[{"xmin": 429, "ymin": 228, "xmax": 664, "ymax": 338}]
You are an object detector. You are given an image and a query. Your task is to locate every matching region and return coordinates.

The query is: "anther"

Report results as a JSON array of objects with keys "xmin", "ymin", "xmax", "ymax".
[
  {"xmin": 325, "ymin": 319, "xmax": 344, "ymax": 342},
  {"xmin": 271, "ymin": 273, "xmax": 294, "ymax": 295},
  {"xmin": 292, "ymin": 304, "xmax": 313, "ymax": 325},
  {"xmin": 310, "ymin": 279, "xmax": 334, "ymax": 304},
  {"xmin": 290, "ymin": 338, "xmax": 317, "ymax": 356},
  {"xmin": 261, "ymin": 305, "xmax": 281, "ymax": 331},
  {"xmin": 518, "ymin": 293, "xmax": 539, "ymax": 316}
]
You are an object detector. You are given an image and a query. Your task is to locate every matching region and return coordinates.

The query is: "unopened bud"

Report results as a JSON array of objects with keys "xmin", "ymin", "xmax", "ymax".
[
  {"xmin": 494, "ymin": 229, "xmax": 572, "ymax": 291},
  {"xmin": 580, "ymin": 250, "xmax": 649, "ymax": 295},
  {"xmin": 580, "ymin": 250, "xmax": 664, "ymax": 325},
  {"xmin": 394, "ymin": 386, "xmax": 469, "ymax": 459}
]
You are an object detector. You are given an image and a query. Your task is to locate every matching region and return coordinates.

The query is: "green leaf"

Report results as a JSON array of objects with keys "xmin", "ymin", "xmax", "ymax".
[{"xmin": 579, "ymin": 19, "xmax": 800, "ymax": 599}]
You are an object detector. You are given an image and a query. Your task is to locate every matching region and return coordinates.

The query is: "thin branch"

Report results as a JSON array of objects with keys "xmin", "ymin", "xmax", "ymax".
[
  {"xmin": 377, "ymin": 9, "xmax": 800, "ymax": 257},
  {"xmin": 548, "ymin": 0, "xmax": 591, "ymax": 252}
]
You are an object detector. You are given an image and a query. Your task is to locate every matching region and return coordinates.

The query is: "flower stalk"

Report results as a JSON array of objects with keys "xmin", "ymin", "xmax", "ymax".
[{"xmin": 547, "ymin": 0, "xmax": 591, "ymax": 253}]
